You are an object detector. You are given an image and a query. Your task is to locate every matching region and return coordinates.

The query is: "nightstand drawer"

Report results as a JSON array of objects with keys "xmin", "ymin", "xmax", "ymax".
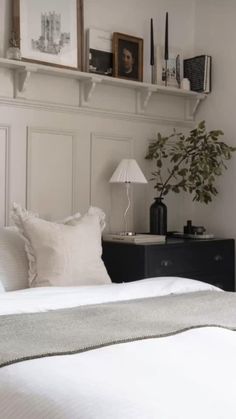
[
  {"xmin": 146, "ymin": 241, "xmax": 234, "ymax": 277},
  {"xmin": 146, "ymin": 246, "xmax": 191, "ymax": 276},
  {"xmin": 102, "ymin": 239, "xmax": 235, "ymax": 291},
  {"xmin": 194, "ymin": 242, "xmax": 234, "ymax": 274}
]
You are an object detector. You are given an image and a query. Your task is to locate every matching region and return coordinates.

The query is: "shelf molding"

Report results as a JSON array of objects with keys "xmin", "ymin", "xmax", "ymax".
[{"xmin": 0, "ymin": 57, "xmax": 206, "ymax": 123}]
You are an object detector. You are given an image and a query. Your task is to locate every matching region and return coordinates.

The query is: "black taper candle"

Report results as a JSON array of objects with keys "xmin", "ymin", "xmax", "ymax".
[
  {"xmin": 150, "ymin": 18, "xmax": 154, "ymax": 65},
  {"xmin": 164, "ymin": 12, "xmax": 169, "ymax": 61}
]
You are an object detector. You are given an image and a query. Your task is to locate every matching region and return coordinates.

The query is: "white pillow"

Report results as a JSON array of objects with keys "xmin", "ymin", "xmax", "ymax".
[
  {"xmin": 0, "ymin": 280, "xmax": 5, "ymax": 292},
  {"xmin": 11, "ymin": 204, "xmax": 111, "ymax": 287},
  {"xmin": 0, "ymin": 227, "xmax": 29, "ymax": 291}
]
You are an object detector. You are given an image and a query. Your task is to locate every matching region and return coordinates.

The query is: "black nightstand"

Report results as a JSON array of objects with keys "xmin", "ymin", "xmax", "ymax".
[{"xmin": 102, "ymin": 238, "xmax": 235, "ymax": 291}]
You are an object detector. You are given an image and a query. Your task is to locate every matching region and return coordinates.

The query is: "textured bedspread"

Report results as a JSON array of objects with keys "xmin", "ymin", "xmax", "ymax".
[{"xmin": 1, "ymin": 290, "xmax": 236, "ymax": 368}]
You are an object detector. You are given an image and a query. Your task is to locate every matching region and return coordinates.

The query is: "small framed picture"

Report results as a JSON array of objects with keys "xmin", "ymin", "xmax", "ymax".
[
  {"xmin": 87, "ymin": 28, "xmax": 113, "ymax": 76},
  {"xmin": 155, "ymin": 46, "xmax": 183, "ymax": 87},
  {"xmin": 12, "ymin": 0, "xmax": 84, "ymax": 70},
  {"xmin": 113, "ymin": 33, "xmax": 143, "ymax": 82}
]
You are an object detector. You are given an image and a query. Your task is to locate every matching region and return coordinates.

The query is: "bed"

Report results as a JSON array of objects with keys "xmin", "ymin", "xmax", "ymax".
[
  {"xmin": 1, "ymin": 207, "xmax": 236, "ymax": 418},
  {"xmin": 1, "ymin": 278, "xmax": 236, "ymax": 419}
]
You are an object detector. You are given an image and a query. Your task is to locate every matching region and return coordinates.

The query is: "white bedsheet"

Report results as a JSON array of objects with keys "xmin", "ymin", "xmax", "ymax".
[{"xmin": 1, "ymin": 277, "xmax": 236, "ymax": 419}]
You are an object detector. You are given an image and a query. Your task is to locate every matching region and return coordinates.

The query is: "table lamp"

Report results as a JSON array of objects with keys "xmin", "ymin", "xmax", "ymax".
[{"xmin": 109, "ymin": 159, "xmax": 147, "ymax": 235}]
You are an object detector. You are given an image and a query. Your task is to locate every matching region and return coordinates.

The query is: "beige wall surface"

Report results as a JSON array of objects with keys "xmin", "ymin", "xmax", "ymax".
[{"xmin": 192, "ymin": 0, "xmax": 236, "ymax": 239}]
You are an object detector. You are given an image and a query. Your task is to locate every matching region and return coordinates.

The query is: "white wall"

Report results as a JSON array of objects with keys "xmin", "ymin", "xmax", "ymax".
[
  {"xmin": 192, "ymin": 0, "xmax": 236, "ymax": 239},
  {"xmin": 85, "ymin": 0, "xmax": 196, "ymax": 83},
  {"xmin": 0, "ymin": 0, "xmax": 197, "ymax": 233}
]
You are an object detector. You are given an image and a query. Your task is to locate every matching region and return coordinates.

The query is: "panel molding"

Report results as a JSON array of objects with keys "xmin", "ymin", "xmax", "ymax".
[
  {"xmin": 0, "ymin": 125, "xmax": 10, "ymax": 226},
  {"xmin": 0, "ymin": 96, "xmax": 194, "ymax": 128},
  {"xmin": 90, "ymin": 132, "xmax": 133, "ymax": 204},
  {"xmin": 26, "ymin": 127, "xmax": 78, "ymax": 216},
  {"xmin": 0, "ymin": 58, "xmax": 204, "ymax": 124},
  {"xmin": 90, "ymin": 132, "xmax": 133, "ymax": 232}
]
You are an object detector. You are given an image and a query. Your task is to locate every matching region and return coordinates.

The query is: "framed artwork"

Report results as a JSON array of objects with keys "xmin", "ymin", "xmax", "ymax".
[
  {"xmin": 87, "ymin": 28, "xmax": 113, "ymax": 76},
  {"xmin": 113, "ymin": 33, "xmax": 143, "ymax": 82},
  {"xmin": 12, "ymin": 0, "xmax": 84, "ymax": 70},
  {"xmin": 155, "ymin": 46, "xmax": 183, "ymax": 87}
]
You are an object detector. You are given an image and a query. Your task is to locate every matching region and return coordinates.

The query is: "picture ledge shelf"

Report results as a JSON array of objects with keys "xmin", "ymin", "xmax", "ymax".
[{"xmin": 0, "ymin": 57, "xmax": 206, "ymax": 121}]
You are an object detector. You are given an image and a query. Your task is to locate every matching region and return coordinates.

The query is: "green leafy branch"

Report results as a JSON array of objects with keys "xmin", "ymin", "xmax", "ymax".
[{"xmin": 145, "ymin": 121, "xmax": 236, "ymax": 203}]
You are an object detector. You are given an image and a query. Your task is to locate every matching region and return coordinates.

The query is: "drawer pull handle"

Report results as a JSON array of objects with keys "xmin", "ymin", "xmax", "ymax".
[
  {"xmin": 161, "ymin": 259, "xmax": 172, "ymax": 267},
  {"xmin": 214, "ymin": 254, "xmax": 223, "ymax": 262}
]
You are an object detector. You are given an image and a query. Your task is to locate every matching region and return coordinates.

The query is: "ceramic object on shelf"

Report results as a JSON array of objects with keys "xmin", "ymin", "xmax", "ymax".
[
  {"xmin": 6, "ymin": 46, "xmax": 21, "ymax": 60},
  {"xmin": 6, "ymin": 31, "xmax": 21, "ymax": 61},
  {"xmin": 181, "ymin": 78, "xmax": 190, "ymax": 91}
]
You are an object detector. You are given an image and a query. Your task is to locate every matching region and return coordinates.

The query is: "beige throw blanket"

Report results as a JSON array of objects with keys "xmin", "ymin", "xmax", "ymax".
[{"xmin": 1, "ymin": 291, "xmax": 236, "ymax": 368}]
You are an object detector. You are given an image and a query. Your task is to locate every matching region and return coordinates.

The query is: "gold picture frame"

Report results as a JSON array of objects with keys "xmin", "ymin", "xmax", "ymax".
[
  {"xmin": 12, "ymin": 0, "xmax": 84, "ymax": 70},
  {"xmin": 113, "ymin": 32, "xmax": 143, "ymax": 82}
]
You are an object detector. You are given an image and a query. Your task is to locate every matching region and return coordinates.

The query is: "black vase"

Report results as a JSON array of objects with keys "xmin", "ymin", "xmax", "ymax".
[{"xmin": 150, "ymin": 197, "xmax": 167, "ymax": 235}]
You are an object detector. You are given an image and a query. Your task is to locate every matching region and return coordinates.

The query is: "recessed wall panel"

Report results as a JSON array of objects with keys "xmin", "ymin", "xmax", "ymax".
[
  {"xmin": 0, "ymin": 127, "xmax": 9, "ymax": 226},
  {"xmin": 27, "ymin": 128, "xmax": 76, "ymax": 220}
]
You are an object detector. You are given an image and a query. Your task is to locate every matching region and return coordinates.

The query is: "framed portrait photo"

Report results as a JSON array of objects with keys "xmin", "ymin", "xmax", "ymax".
[
  {"xmin": 12, "ymin": 0, "xmax": 84, "ymax": 70},
  {"xmin": 113, "ymin": 33, "xmax": 143, "ymax": 82}
]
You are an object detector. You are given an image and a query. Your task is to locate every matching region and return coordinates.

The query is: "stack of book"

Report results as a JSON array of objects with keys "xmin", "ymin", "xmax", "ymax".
[
  {"xmin": 103, "ymin": 234, "xmax": 166, "ymax": 245},
  {"xmin": 183, "ymin": 55, "xmax": 211, "ymax": 93}
]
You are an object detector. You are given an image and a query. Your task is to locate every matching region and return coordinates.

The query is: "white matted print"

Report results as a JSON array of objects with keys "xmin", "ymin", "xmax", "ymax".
[
  {"xmin": 13, "ymin": 0, "xmax": 84, "ymax": 69},
  {"xmin": 155, "ymin": 46, "xmax": 182, "ymax": 87}
]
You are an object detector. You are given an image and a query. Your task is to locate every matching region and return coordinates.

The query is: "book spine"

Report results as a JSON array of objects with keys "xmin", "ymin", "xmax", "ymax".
[
  {"xmin": 183, "ymin": 54, "xmax": 212, "ymax": 93},
  {"xmin": 203, "ymin": 55, "xmax": 207, "ymax": 92},
  {"xmin": 208, "ymin": 56, "xmax": 212, "ymax": 93}
]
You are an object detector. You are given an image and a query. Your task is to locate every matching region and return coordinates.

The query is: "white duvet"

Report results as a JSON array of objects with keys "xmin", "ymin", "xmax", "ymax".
[{"xmin": 0, "ymin": 277, "xmax": 236, "ymax": 419}]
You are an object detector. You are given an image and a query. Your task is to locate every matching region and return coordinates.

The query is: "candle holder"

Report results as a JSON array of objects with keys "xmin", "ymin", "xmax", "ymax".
[
  {"xmin": 164, "ymin": 60, "xmax": 168, "ymax": 87},
  {"xmin": 150, "ymin": 18, "xmax": 155, "ymax": 84},
  {"xmin": 151, "ymin": 65, "xmax": 155, "ymax": 84},
  {"xmin": 164, "ymin": 12, "xmax": 169, "ymax": 87}
]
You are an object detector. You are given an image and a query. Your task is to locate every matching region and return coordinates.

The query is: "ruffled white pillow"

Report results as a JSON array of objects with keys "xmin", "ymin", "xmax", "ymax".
[
  {"xmin": 0, "ymin": 280, "xmax": 5, "ymax": 292},
  {"xmin": 0, "ymin": 227, "xmax": 29, "ymax": 291},
  {"xmin": 12, "ymin": 204, "xmax": 111, "ymax": 287}
]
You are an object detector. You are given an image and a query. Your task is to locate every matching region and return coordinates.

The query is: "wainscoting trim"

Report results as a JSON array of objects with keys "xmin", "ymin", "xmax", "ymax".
[
  {"xmin": 26, "ymin": 127, "xmax": 78, "ymax": 216},
  {"xmin": 0, "ymin": 125, "xmax": 10, "ymax": 226},
  {"xmin": 0, "ymin": 96, "xmax": 194, "ymax": 128}
]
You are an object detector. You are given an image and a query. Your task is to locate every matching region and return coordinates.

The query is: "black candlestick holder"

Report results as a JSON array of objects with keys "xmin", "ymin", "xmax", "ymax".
[
  {"xmin": 151, "ymin": 65, "xmax": 155, "ymax": 84},
  {"xmin": 164, "ymin": 59, "xmax": 168, "ymax": 87}
]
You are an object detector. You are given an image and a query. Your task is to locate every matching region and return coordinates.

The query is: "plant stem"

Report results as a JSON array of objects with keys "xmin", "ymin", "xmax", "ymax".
[{"xmin": 160, "ymin": 147, "xmax": 196, "ymax": 196}]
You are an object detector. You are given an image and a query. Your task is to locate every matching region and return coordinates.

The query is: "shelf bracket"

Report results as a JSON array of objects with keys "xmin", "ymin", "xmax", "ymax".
[
  {"xmin": 136, "ymin": 88, "xmax": 154, "ymax": 114},
  {"xmin": 81, "ymin": 77, "xmax": 102, "ymax": 104},
  {"xmin": 140, "ymin": 88, "xmax": 153, "ymax": 111},
  {"xmin": 192, "ymin": 98, "xmax": 201, "ymax": 116},
  {"xmin": 185, "ymin": 95, "xmax": 206, "ymax": 121},
  {"xmin": 14, "ymin": 66, "xmax": 38, "ymax": 97},
  {"xmin": 142, "ymin": 89, "xmax": 152, "ymax": 109}
]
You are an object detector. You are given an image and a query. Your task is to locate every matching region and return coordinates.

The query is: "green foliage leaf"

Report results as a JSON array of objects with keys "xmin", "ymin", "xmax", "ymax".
[
  {"xmin": 146, "ymin": 120, "xmax": 236, "ymax": 203},
  {"xmin": 178, "ymin": 168, "xmax": 188, "ymax": 177}
]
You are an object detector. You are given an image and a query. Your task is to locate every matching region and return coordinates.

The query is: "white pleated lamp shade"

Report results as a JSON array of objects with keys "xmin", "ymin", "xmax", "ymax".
[{"xmin": 109, "ymin": 159, "xmax": 147, "ymax": 184}]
